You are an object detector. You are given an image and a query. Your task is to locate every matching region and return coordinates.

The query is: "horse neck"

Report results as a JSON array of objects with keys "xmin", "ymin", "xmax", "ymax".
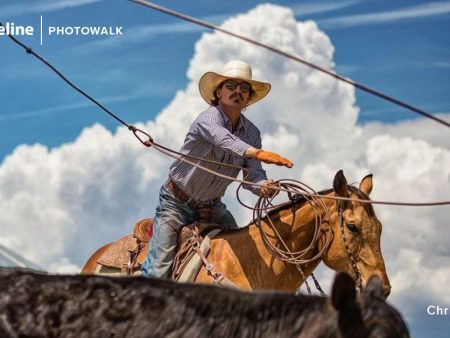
[
  {"xmin": 240, "ymin": 193, "xmax": 339, "ymax": 291},
  {"xmin": 262, "ymin": 194, "xmax": 336, "ymax": 253}
]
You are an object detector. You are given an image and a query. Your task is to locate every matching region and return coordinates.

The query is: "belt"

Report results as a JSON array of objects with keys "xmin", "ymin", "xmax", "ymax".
[{"xmin": 166, "ymin": 179, "xmax": 220, "ymax": 208}]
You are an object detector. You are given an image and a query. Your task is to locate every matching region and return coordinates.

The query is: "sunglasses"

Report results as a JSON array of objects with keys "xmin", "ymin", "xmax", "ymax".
[{"xmin": 223, "ymin": 80, "xmax": 252, "ymax": 93}]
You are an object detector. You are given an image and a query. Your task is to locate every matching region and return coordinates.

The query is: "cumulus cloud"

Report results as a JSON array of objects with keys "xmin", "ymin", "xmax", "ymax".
[{"xmin": 0, "ymin": 3, "xmax": 449, "ymax": 333}]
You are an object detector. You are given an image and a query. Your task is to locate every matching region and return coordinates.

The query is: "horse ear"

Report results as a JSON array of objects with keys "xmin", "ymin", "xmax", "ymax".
[
  {"xmin": 359, "ymin": 174, "xmax": 373, "ymax": 196},
  {"xmin": 333, "ymin": 170, "xmax": 350, "ymax": 198},
  {"xmin": 332, "ymin": 273, "xmax": 368, "ymax": 336},
  {"xmin": 331, "ymin": 272, "xmax": 356, "ymax": 311}
]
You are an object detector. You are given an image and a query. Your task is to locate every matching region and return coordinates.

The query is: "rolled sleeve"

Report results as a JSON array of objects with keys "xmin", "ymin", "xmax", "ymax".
[
  {"xmin": 242, "ymin": 158, "xmax": 267, "ymax": 195},
  {"xmin": 194, "ymin": 110, "xmax": 251, "ymax": 157}
]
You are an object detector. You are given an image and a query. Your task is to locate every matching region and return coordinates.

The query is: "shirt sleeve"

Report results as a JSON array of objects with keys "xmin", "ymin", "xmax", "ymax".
[
  {"xmin": 242, "ymin": 159, "xmax": 268, "ymax": 195},
  {"xmin": 241, "ymin": 129, "xmax": 268, "ymax": 195},
  {"xmin": 194, "ymin": 109, "xmax": 251, "ymax": 157}
]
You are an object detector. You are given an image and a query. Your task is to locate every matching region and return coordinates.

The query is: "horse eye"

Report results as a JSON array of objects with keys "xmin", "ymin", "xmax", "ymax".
[{"xmin": 347, "ymin": 223, "xmax": 358, "ymax": 233}]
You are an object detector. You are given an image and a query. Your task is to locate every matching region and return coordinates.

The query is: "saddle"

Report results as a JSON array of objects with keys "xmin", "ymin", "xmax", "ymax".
[
  {"xmin": 171, "ymin": 221, "xmax": 221, "ymax": 281},
  {"xmin": 96, "ymin": 218, "xmax": 153, "ymax": 274},
  {"xmin": 96, "ymin": 216, "xmax": 221, "ymax": 280}
]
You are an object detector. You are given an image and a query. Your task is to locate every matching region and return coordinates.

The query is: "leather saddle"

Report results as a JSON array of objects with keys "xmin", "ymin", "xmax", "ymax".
[
  {"xmin": 96, "ymin": 218, "xmax": 153, "ymax": 274},
  {"xmin": 96, "ymin": 217, "xmax": 220, "ymax": 278}
]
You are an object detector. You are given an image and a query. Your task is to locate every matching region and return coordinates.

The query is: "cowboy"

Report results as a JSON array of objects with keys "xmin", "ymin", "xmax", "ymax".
[{"xmin": 141, "ymin": 60, "xmax": 293, "ymax": 279}]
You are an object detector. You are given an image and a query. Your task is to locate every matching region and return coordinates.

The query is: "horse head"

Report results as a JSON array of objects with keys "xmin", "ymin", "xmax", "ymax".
[{"xmin": 321, "ymin": 170, "xmax": 391, "ymax": 298}]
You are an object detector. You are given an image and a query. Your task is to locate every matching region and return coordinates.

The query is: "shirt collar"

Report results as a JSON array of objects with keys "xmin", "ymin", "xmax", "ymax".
[{"xmin": 216, "ymin": 105, "xmax": 248, "ymax": 132}]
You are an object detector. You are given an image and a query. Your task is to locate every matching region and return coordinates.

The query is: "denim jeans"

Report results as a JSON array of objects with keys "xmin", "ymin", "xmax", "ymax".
[{"xmin": 141, "ymin": 183, "xmax": 238, "ymax": 279}]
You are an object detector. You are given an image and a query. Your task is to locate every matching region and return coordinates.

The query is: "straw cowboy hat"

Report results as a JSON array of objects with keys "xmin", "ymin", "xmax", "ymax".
[{"xmin": 199, "ymin": 60, "xmax": 271, "ymax": 106}]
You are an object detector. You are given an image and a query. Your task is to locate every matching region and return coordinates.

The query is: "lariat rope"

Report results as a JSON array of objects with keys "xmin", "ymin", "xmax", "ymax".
[
  {"xmin": 1, "ymin": 22, "xmax": 449, "ymax": 207},
  {"xmin": 250, "ymin": 180, "xmax": 333, "ymax": 265},
  {"xmin": 131, "ymin": 0, "xmax": 450, "ymax": 129}
]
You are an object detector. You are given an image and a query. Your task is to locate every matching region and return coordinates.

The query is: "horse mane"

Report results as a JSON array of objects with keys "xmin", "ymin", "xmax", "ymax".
[
  {"xmin": 347, "ymin": 185, "xmax": 375, "ymax": 217},
  {"xmin": 264, "ymin": 185, "xmax": 375, "ymax": 218}
]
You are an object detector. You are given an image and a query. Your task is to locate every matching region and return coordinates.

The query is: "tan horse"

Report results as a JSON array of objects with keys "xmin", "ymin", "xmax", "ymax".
[{"xmin": 82, "ymin": 171, "xmax": 391, "ymax": 297}]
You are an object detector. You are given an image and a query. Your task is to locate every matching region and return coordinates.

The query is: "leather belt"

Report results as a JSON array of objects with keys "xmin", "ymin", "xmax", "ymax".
[
  {"xmin": 166, "ymin": 179, "xmax": 220, "ymax": 208},
  {"xmin": 167, "ymin": 179, "xmax": 190, "ymax": 203}
]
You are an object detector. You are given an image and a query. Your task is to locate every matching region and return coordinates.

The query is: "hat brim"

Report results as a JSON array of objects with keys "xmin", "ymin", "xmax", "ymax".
[{"xmin": 199, "ymin": 72, "xmax": 271, "ymax": 106}]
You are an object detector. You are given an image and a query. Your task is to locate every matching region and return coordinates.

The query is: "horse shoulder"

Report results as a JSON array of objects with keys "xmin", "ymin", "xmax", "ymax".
[{"xmin": 195, "ymin": 230, "xmax": 253, "ymax": 289}]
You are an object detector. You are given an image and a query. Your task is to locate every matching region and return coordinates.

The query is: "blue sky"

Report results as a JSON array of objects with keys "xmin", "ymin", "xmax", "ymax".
[
  {"xmin": 0, "ymin": 0, "xmax": 449, "ymax": 162},
  {"xmin": 1, "ymin": 1, "xmax": 449, "ymax": 337}
]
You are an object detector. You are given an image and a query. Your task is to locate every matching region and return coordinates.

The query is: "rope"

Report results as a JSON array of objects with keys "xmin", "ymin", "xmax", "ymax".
[
  {"xmin": 152, "ymin": 142, "xmax": 450, "ymax": 207},
  {"xmin": 251, "ymin": 181, "xmax": 333, "ymax": 266},
  {"xmin": 0, "ymin": 22, "xmax": 131, "ymax": 129},
  {"xmin": 2, "ymin": 22, "xmax": 449, "ymax": 207},
  {"xmin": 248, "ymin": 180, "xmax": 332, "ymax": 296},
  {"xmin": 130, "ymin": 0, "xmax": 450, "ymax": 129}
]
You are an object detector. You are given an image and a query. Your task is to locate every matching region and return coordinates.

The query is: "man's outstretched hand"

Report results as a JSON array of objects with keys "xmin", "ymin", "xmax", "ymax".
[{"xmin": 252, "ymin": 149, "xmax": 293, "ymax": 168}]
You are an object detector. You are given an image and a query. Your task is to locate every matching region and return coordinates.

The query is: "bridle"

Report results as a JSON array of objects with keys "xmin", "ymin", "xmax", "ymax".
[{"xmin": 338, "ymin": 206, "xmax": 363, "ymax": 294}]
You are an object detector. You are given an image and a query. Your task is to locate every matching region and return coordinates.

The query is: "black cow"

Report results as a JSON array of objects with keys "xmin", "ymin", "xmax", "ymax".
[{"xmin": 0, "ymin": 268, "xmax": 409, "ymax": 338}]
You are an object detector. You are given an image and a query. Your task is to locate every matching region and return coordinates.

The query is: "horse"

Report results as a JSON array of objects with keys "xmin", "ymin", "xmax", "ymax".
[
  {"xmin": 82, "ymin": 170, "xmax": 391, "ymax": 297},
  {"xmin": 0, "ymin": 268, "xmax": 409, "ymax": 338}
]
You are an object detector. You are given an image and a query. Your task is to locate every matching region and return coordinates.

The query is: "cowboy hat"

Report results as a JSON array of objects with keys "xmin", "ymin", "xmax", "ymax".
[{"xmin": 199, "ymin": 60, "xmax": 271, "ymax": 106}]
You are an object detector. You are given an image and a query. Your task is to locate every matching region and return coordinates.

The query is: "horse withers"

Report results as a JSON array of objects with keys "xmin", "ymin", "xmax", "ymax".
[
  {"xmin": 0, "ymin": 268, "xmax": 409, "ymax": 338},
  {"xmin": 82, "ymin": 170, "xmax": 391, "ymax": 297}
]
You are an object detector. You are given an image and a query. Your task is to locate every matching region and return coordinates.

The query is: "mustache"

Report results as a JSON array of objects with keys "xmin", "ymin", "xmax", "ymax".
[{"xmin": 230, "ymin": 93, "xmax": 244, "ymax": 100}]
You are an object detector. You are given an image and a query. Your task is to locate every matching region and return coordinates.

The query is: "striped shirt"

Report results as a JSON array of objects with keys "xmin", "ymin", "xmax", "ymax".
[{"xmin": 169, "ymin": 105, "xmax": 267, "ymax": 202}]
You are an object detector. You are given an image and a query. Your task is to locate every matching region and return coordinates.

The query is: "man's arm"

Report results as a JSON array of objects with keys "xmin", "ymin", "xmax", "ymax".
[
  {"xmin": 195, "ymin": 109, "xmax": 293, "ymax": 168},
  {"xmin": 259, "ymin": 179, "xmax": 279, "ymax": 198},
  {"xmin": 196, "ymin": 112, "xmax": 251, "ymax": 156}
]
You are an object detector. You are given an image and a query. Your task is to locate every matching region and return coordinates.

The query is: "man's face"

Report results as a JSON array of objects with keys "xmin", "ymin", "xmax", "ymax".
[{"xmin": 217, "ymin": 79, "xmax": 252, "ymax": 111}]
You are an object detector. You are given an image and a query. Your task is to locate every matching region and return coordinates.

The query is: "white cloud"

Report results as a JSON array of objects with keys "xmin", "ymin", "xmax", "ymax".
[
  {"xmin": 362, "ymin": 114, "xmax": 450, "ymax": 149},
  {"xmin": 320, "ymin": 1, "xmax": 450, "ymax": 29},
  {"xmin": 48, "ymin": 258, "xmax": 82, "ymax": 274},
  {"xmin": 0, "ymin": 3, "xmax": 449, "ymax": 333}
]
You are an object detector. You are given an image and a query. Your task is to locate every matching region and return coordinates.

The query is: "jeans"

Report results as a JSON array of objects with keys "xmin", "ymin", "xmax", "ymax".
[{"xmin": 141, "ymin": 183, "xmax": 238, "ymax": 279}]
